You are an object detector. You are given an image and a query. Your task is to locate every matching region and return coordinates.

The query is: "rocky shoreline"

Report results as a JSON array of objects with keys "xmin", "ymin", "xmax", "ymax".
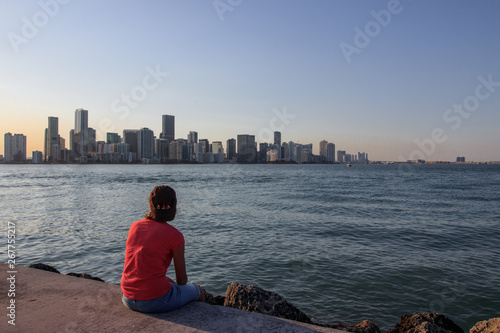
[{"xmin": 29, "ymin": 263, "xmax": 499, "ymax": 333}]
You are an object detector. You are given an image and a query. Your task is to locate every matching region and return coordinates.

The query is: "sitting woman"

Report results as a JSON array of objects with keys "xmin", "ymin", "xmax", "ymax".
[{"xmin": 121, "ymin": 185, "xmax": 204, "ymax": 313}]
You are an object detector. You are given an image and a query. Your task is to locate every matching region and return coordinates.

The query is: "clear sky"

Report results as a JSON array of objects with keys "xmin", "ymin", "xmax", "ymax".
[{"xmin": 1, "ymin": 0, "xmax": 499, "ymax": 161}]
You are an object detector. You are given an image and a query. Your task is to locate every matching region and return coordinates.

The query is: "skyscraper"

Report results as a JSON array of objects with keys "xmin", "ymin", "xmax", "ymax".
[
  {"xmin": 199, "ymin": 139, "xmax": 210, "ymax": 154},
  {"xmin": 259, "ymin": 142, "xmax": 269, "ymax": 162},
  {"xmin": 88, "ymin": 127, "xmax": 96, "ymax": 152},
  {"xmin": 168, "ymin": 139, "xmax": 184, "ymax": 161},
  {"xmin": 73, "ymin": 109, "xmax": 88, "ymax": 156},
  {"xmin": 107, "ymin": 133, "xmax": 121, "ymax": 144},
  {"xmin": 212, "ymin": 141, "xmax": 223, "ymax": 154},
  {"xmin": 162, "ymin": 115, "xmax": 175, "ymax": 141},
  {"xmin": 32, "ymin": 151, "xmax": 43, "ymax": 164},
  {"xmin": 187, "ymin": 131, "xmax": 198, "ymax": 144},
  {"xmin": 226, "ymin": 138, "xmax": 236, "ymax": 160},
  {"xmin": 237, "ymin": 134, "xmax": 256, "ymax": 163},
  {"xmin": 319, "ymin": 140, "xmax": 328, "ymax": 160},
  {"xmin": 274, "ymin": 131, "xmax": 281, "ymax": 159},
  {"xmin": 155, "ymin": 138, "xmax": 169, "ymax": 163},
  {"xmin": 123, "ymin": 129, "xmax": 139, "ymax": 160},
  {"xmin": 45, "ymin": 117, "xmax": 59, "ymax": 162},
  {"xmin": 274, "ymin": 131, "xmax": 281, "ymax": 146},
  {"xmin": 4, "ymin": 133, "xmax": 27, "ymax": 162},
  {"xmin": 137, "ymin": 128, "xmax": 155, "ymax": 160},
  {"xmin": 326, "ymin": 143, "xmax": 335, "ymax": 163},
  {"xmin": 337, "ymin": 150, "xmax": 346, "ymax": 163}
]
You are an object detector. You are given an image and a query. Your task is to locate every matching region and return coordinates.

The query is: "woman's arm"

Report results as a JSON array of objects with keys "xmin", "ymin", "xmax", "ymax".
[{"xmin": 172, "ymin": 244, "xmax": 188, "ymax": 285}]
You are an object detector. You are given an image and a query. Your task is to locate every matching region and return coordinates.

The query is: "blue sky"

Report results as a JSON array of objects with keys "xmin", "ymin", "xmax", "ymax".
[{"xmin": 1, "ymin": 0, "xmax": 499, "ymax": 161}]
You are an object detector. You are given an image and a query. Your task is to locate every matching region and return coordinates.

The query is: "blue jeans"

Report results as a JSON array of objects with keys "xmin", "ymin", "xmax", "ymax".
[{"xmin": 122, "ymin": 283, "xmax": 200, "ymax": 313}]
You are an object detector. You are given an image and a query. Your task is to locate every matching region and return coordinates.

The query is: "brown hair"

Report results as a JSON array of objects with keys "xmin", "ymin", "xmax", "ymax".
[{"xmin": 145, "ymin": 185, "xmax": 177, "ymax": 222}]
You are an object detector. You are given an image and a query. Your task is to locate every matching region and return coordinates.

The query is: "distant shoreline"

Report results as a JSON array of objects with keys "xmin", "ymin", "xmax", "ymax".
[{"xmin": 0, "ymin": 160, "xmax": 499, "ymax": 165}]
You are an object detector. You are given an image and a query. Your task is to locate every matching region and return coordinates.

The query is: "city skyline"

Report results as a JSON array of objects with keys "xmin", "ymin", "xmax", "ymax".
[
  {"xmin": 1, "ymin": 102, "xmax": 496, "ymax": 163},
  {"xmin": 3, "ymin": 110, "xmax": 370, "ymax": 163},
  {"xmin": 1, "ymin": 1, "xmax": 499, "ymax": 161},
  {"xmin": 3, "ymin": 108, "xmax": 359, "ymax": 160}
]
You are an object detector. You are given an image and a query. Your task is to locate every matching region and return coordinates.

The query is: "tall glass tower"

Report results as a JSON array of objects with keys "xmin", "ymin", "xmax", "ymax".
[
  {"xmin": 162, "ymin": 115, "xmax": 175, "ymax": 141},
  {"xmin": 74, "ymin": 109, "xmax": 88, "ymax": 156},
  {"xmin": 45, "ymin": 116, "xmax": 59, "ymax": 161},
  {"xmin": 237, "ymin": 134, "xmax": 256, "ymax": 163},
  {"xmin": 138, "ymin": 128, "xmax": 155, "ymax": 160}
]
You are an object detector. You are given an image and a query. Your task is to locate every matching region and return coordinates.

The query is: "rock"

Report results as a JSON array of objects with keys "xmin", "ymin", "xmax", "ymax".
[
  {"xmin": 470, "ymin": 318, "xmax": 500, "ymax": 333},
  {"xmin": 409, "ymin": 322, "xmax": 454, "ymax": 333},
  {"xmin": 203, "ymin": 289, "xmax": 225, "ymax": 306},
  {"xmin": 224, "ymin": 282, "xmax": 312, "ymax": 324},
  {"xmin": 387, "ymin": 313, "xmax": 464, "ymax": 333},
  {"xmin": 66, "ymin": 273, "xmax": 105, "ymax": 282},
  {"xmin": 29, "ymin": 263, "xmax": 61, "ymax": 274},
  {"xmin": 345, "ymin": 319, "xmax": 381, "ymax": 333}
]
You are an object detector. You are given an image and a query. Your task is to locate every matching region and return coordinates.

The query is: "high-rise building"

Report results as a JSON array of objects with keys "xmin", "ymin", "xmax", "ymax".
[
  {"xmin": 274, "ymin": 131, "xmax": 281, "ymax": 147},
  {"xmin": 168, "ymin": 140, "xmax": 183, "ymax": 161},
  {"xmin": 52, "ymin": 144, "xmax": 61, "ymax": 161},
  {"xmin": 45, "ymin": 117, "xmax": 59, "ymax": 161},
  {"xmin": 302, "ymin": 144, "xmax": 313, "ymax": 154},
  {"xmin": 326, "ymin": 143, "xmax": 336, "ymax": 163},
  {"xmin": 32, "ymin": 151, "xmax": 43, "ymax": 164},
  {"xmin": 137, "ymin": 128, "xmax": 155, "ymax": 160},
  {"xmin": 59, "ymin": 137, "xmax": 65, "ymax": 150},
  {"xmin": 182, "ymin": 142, "xmax": 194, "ymax": 161},
  {"xmin": 319, "ymin": 140, "xmax": 328, "ymax": 160},
  {"xmin": 282, "ymin": 142, "xmax": 289, "ymax": 161},
  {"xmin": 74, "ymin": 109, "xmax": 89, "ymax": 156},
  {"xmin": 358, "ymin": 152, "xmax": 369, "ymax": 163},
  {"xmin": 259, "ymin": 142, "xmax": 269, "ymax": 162},
  {"xmin": 199, "ymin": 139, "xmax": 210, "ymax": 154},
  {"xmin": 4, "ymin": 133, "xmax": 27, "ymax": 162},
  {"xmin": 337, "ymin": 150, "xmax": 346, "ymax": 163},
  {"xmin": 287, "ymin": 141, "xmax": 296, "ymax": 161},
  {"xmin": 274, "ymin": 131, "xmax": 281, "ymax": 160},
  {"xmin": 123, "ymin": 129, "xmax": 139, "ymax": 157},
  {"xmin": 266, "ymin": 149, "xmax": 278, "ymax": 162},
  {"xmin": 237, "ymin": 134, "xmax": 256, "ymax": 163},
  {"xmin": 187, "ymin": 131, "xmax": 198, "ymax": 144},
  {"xmin": 212, "ymin": 141, "xmax": 224, "ymax": 154},
  {"xmin": 193, "ymin": 143, "xmax": 203, "ymax": 162},
  {"xmin": 294, "ymin": 144, "xmax": 303, "ymax": 163},
  {"xmin": 155, "ymin": 139, "xmax": 169, "ymax": 163},
  {"xmin": 4, "ymin": 133, "xmax": 12, "ymax": 161},
  {"xmin": 88, "ymin": 128, "xmax": 96, "ymax": 152},
  {"xmin": 162, "ymin": 115, "xmax": 175, "ymax": 141},
  {"xmin": 75, "ymin": 109, "xmax": 88, "ymax": 134},
  {"xmin": 226, "ymin": 138, "xmax": 236, "ymax": 160},
  {"xmin": 107, "ymin": 133, "xmax": 121, "ymax": 144}
]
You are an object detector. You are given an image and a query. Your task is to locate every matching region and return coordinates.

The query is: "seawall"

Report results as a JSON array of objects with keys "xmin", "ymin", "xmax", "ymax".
[{"xmin": 0, "ymin": 263, "xmax": 343, "ymax": 332}]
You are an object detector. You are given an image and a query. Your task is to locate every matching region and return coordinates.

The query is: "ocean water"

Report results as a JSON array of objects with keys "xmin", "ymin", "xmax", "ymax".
[{"xmin": 1, "ymin": 163, "xmax": 499, "ymax": 330}]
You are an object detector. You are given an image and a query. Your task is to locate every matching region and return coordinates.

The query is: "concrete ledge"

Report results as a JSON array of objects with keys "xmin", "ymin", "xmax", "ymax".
[{"xmin": 0, "ymin": 263, "xmax": 344, "ymax": 332}]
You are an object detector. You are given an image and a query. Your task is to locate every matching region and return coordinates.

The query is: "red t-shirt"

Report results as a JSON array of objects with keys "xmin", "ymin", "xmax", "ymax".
[{"xmin": 121, "ymin": 219, "xmax": 185, "ymax": 300}]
